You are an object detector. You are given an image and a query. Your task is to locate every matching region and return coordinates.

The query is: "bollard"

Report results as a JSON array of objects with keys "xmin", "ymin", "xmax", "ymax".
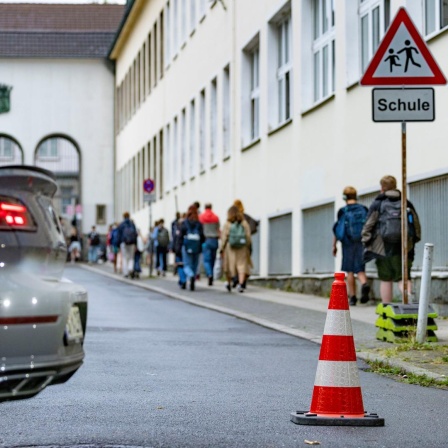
[{"xmin": 416, "ymin": 244, "xmax": 434, "ymax": 344}]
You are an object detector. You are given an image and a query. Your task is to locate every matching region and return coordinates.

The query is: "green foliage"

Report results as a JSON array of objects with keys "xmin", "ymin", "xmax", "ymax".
[{"xmin": 366, "ymin": 359, "xmax": 448, "ymax": 389}]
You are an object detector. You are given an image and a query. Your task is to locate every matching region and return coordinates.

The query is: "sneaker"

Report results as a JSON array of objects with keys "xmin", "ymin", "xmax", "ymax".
[
  {"xmin": 349, "ymin": 296, "xmax": 357, "ymax": 306},
  {"xmin": 208, "ymin": 276, "xmax": 213, "ymax": 286},
  {"xmin": 179, "ymin": 282, "xmax": 186, "ymax": 290},
  {"xmin": 225, "ymin": 283, "xmax": 231, "ymax": 292},
  {"xmin": 360, "ymin": 283, "xmax": 370, "ymax": 304},
  {"xmin": 232, "ymin": 277, "xmax": 238, "ymax": 288},
  {"xmin": 190, "ymin": 278, "xmax": 195, "ymax": 291},
  {"xmin": 237, "ymin": 284, "xmax": 244, "ymax": 293}
]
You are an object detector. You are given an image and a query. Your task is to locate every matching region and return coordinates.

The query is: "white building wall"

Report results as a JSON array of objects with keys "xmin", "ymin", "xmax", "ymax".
[
  {"xmin": 113, "ymin": 0, "xmax": 448, "ymax": 275},
  {"xmin": 0, "ymin": 58, "xmax": 115, "ymax": 235}
]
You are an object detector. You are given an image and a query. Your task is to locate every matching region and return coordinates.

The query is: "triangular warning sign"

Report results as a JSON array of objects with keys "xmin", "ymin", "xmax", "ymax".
[{"xmin": 361, "ymin": 8, "xmax": 446, "ymax": 86}]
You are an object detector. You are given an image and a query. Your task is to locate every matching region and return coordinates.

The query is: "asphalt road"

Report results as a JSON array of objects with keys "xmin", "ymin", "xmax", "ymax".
[{"xmin": 0, "ymin": 266, "xmax": 447, "ymax": 448}]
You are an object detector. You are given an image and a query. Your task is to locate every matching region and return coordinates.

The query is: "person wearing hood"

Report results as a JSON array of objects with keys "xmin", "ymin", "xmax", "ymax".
[{"xmin": 361, "ymin": 175, "xmax": 421, "ymax": 303}]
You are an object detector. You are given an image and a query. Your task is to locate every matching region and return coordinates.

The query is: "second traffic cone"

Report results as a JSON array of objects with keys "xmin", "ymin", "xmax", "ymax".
[{"xmin": 291, "ymin": 272, "xmax": 384, "ymax": 427}]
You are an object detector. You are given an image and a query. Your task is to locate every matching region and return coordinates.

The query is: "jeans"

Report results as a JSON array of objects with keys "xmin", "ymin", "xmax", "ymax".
[
  {"xmin": 134, "ymin": 251, "xmax": 142, "ymax": 273},
  {"xmin": 182, "ymin": 246, "xmax": 200, "ymax": 280},
  {"xmin": 157, "ymin": 246, "xmax": 168, "ymax": 272},
  {"xmin": 202, "ymin": 238, "xmax": 219, "ymax": 278},
  {"xmin": 88, "ymin": 245, "xmax": 99, "ymax": 263},
  {"xmin": 175, "ymin": 254, "xmax": 186, "ymax": 285}
]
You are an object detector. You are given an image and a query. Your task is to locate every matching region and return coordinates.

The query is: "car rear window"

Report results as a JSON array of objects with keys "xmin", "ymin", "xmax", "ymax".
[{"xmin": 0, "ymin": 195, "xmax": 37, "ymax": 231}]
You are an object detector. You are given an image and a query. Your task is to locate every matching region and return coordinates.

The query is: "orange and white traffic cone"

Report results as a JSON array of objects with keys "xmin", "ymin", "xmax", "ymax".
[{"xmin": 291, "ymin": 272, "xmax": 384, "ymax": 426}]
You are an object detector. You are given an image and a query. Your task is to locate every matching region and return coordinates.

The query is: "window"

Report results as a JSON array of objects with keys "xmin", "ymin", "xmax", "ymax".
[
  {"xmin": 189, "ymin": 99, "xmax": 196, "ymax": 177},
  {"xmin": 360, "ymin": 0, "xmax": 390, "ymax": 73},
  {"xmin": 160, "ymin": 10, "xmax": 165, "ymax": 78},
  {"xmin": 165, "ymin": 123, "xmax": 171, "ymax": 190},
  {"xmin": 278, "ymin": 16, "xmax": 292, "ymax": 123},
  {"xmin": 38, "ymin": 139, "xmax": 58, "ymax": 158},
  {"xmin": 181, "ymin": 109, "xmax": 186, "ymax": 183},
  {"xmin": 425, "ymin": 0, "xmax": 448, "ymax": 35},
  {"xmin": 173, "ymin": 116, "xmax": 178, "ymax": 187},
  {"xmin": 181, "ymin": 0, "xmax": 187, "ymax": 44},
  {"xmin": 199, "ymin": 0, "xmax": 206, "ymax": 19},
  {"xmin": 96, "ymin": 204, "xmax": 106, "ymax": 225},
  {"xmin": 165, "ymin": 2, "xmax": 170, "ymax": 66},
  {"xmin": 223, "ymin": 65, "xmax": 231, "ymax": 158},
  {"xmin": 312, "ymin": 0, "xmax": 335, "ymax": 102},
  {"xmin": 190, "ymin": 0, "xmax": 197, "ymax": 33},
  {"xmin": 173, "ymin": 0, "xmax": 179, "ymax": 56},
  {"xmin": 250, "ymin": 48, "xmax": 260, "ymax": 140},
  {"xmin": 199, "ymin": 89, "xmax": 206, "ymax": 172},
  {"xmin": 0, "ymin": 138, "xmax": 13, "ymax": 158},
  {"xmin": 210, "ymin": 78, "xmax": 218, "ymax": 166}
]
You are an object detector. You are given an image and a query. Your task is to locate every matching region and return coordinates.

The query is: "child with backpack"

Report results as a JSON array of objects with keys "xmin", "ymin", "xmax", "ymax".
[
  {"xmin": 361, "ymin": 176, "xmax": 421, "ymax": 304},
  {"xmin": 220, "ymin": 205, "xmax": 252, "ymax": 293},
  {"xmin": 333, "ymin": 186, "xmax": 370, "ymax": 306}
]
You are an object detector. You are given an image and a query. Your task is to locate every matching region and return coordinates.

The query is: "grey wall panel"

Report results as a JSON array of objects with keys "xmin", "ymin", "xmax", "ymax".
[
  {"xmin": 410, "ymin": 176, "xmax": 448, "ymax": 270},
  {"xmin": 302, "ymin": 203, "xmax": 334, "ymax": 274},
  {"xmin": 268, "ymin": 214, "xmax": 292, "ymax": 275}
]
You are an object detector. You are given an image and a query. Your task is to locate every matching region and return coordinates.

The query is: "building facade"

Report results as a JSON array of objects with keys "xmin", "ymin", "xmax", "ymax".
[
  {"xmin": 110, "ymin": 0, "xmax": 448, "ymax": 278},
  {"xmin": 0, "ymin": 3, "xmax": 124, "ymax": 235}
]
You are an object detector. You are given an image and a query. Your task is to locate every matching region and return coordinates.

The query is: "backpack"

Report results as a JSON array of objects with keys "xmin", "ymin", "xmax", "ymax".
[
  {"xmin": 228, "ymin": 222, "xmax": 247, "ymax": 248},
  {"xmin": 157, "ymin": 227, "xmax": 170, "ymax": 248},
  {"xmin": 379, "ymin": 199, "xmax": 402, "ymax": 244},
  {"xmin": 90, "ymin": 232, "xmax": 100, "ymax": 246},
  {"xmin": 122, "ymin": 222, "xmax": 137, "ymax": 245},
  {"xmin": 184, "ymin": 221, "xmax": 201, "ymax": 254},
  {"xmin": 334, "ymin": 204, "xmax": 367, "ymax": 243},
  {"xmin": 110, "ymin": 228, "xmax": 119, "ymax": 247}
]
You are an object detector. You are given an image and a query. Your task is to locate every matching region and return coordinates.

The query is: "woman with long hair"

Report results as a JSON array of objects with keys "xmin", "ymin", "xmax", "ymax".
[{"xmin": 220, "ymin": 205, "xmax": 252, "ymax": 292}]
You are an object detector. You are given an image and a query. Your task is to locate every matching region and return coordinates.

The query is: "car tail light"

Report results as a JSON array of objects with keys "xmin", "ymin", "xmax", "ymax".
[{"xmin": 0, "ymin": 197, "xmax": 36, "ymax": 231}]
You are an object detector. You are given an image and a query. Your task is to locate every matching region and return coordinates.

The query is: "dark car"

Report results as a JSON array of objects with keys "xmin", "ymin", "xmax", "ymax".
[{"xmin": 0, "ymin": 165, "xmax": 87, "ymax": 402}]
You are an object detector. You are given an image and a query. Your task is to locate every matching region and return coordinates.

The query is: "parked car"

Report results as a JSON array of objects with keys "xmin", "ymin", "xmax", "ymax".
[{"xmin": 0, "ymin": 165, "xmax": 87, "ymax": 402}]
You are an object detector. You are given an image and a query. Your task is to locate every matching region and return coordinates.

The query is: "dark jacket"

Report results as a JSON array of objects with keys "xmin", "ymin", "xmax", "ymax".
[
  {"xmin": 180, "ymin": 219, "xmax": 205, "ymax": 253},
  {"xmin": 117, "ymin": 218, "xmax": 136, "ymax": 246},
  {"xmin": 361, "ymin": 189, "xmax": 421, "ymax": 262}
]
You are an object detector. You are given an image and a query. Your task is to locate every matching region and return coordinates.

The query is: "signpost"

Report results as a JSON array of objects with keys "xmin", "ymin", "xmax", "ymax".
[
  {"xmin": 143, "ymin": 178, "xmax": 155, "ymax": 230},
  {"xmin": 361, "ymin": 7, "xmax": 447, "ymax": 304}
]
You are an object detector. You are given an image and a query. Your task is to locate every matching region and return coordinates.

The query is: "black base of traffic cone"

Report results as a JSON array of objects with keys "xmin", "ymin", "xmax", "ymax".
[{"xmin": 291, "ymin": 411, "xmax": 385, "ymax": 427}]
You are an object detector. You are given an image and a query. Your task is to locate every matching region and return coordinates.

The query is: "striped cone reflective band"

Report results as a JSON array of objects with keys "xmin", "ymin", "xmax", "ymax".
[
  {"xmin": 310, "ymin": 272, "xmax": 364, "ymax": 417},
  {"xmin": 291, "ymin": 272, "xmax": 384, "ymax": 426}
]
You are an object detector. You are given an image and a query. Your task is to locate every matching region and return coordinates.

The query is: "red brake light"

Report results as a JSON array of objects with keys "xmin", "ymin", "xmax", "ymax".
[{"xmin": 0, "ymin": 200, "xmax": 32, "ymax": 229}]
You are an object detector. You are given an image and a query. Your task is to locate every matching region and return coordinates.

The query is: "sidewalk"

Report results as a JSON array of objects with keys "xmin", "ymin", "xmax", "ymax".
[{"xmin": 80, "ymin": 262, "xmax": 448, "ymax": 384}]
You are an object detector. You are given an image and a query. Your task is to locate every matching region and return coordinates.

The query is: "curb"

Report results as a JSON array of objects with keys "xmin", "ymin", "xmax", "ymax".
[{"xmin": 79, "ymin": 264, "xmax": 446, "ymax": 383}]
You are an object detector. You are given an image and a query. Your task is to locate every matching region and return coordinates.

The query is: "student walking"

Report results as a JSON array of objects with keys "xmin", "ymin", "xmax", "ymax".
[
  {"xmin": 181, "ymin": 205, "xmax": 205, "ymax": 291},
  {"xmin": 199, "ymin": 203, "xmax": 220, "ymax": 286},
  {"xmin": 172, "ymin": 213, "xmax": 187, "ymax": 289},
  {"xmin": 68, "ymin": 226, "xmax": 81, "ymax": 263},
  {"xmin": 87, "ymin": 225, "xmax": 100, "ymax": 264},
  {"xmin": 133, "ymin": 229, "xmax": 145, "ymax": 279},
  {"xmin": 155, "ymin": 219, "xmax": 170, "ymax": 276},
  {"xmin": 332, "ymin": 186, "xmax": 370, "ymax": 306},
  {"xmin": 362, "ymin": 175, "xmax": 421, "ymax": 303},
  {"xmin": 232, "ymin": 199, "xmax": 257, "ymax": 289},
  {"xmin": 221, "ymin": 205, "xmax": 252, "ymax": 293},
  {"xmin": 117, "ymin": 212, "xmax": 138, "ymax": 278}
]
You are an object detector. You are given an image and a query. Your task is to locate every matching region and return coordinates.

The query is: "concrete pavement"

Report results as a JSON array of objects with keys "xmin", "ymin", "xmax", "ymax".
[{"xmin": 79, "ymin": 261, "xmax": 448, "ymax": 385}]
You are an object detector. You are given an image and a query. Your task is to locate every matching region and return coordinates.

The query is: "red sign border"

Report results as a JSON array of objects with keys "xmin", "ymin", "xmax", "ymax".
[{"xmin": 361, "ymin": 8, "xmax": 447, "ymax": 86}]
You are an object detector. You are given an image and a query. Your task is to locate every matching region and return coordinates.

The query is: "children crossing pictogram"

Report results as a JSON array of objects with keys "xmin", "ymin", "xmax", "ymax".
[{"xmin": 361, "ymin": 8, "xmax": 446, "ymax": 85}]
